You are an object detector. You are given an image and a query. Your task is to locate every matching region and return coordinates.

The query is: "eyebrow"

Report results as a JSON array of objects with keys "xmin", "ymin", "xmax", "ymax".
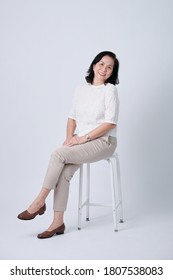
[{"xmin": 100, "ymin": 60, "xmax": 114, "ymax": 67}]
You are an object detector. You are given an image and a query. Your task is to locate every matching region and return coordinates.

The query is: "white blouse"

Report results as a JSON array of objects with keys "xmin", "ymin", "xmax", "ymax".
[{"xmin": 68, "ymin": 82, "xmax": 119, "ymax": 137}]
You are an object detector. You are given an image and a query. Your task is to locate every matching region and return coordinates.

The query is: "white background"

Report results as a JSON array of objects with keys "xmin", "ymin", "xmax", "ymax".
[{"xmin": 0, "ymin": 0, "xmax": 173, "ymax": 260}]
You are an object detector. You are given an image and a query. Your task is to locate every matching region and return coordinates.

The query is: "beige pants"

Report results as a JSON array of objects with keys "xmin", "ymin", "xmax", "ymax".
[{"xmin": 43, "ymin": 136, "xmax": 117, "ymax": 211}]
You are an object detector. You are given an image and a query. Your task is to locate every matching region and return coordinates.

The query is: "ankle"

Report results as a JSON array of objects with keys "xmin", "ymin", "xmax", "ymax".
[
  {"xmin": 28, "ymin": 199, "xmax": 45, "ymax": 213},
  {"xmin": 48, "ymin": 221, "xmax": 64, "ymax": 231}
]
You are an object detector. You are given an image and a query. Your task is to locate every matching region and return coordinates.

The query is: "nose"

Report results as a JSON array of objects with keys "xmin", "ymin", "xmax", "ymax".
[{"xmin": 101, "ymin": 65, "xmax": 107, "ymax": 72}]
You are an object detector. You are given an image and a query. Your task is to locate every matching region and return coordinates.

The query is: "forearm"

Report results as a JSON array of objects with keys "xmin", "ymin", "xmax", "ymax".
[
  {"xmin": 85, "ymin": 122, "xmax": 116, "ymax": 141},
  {"xmin": 74, "ymin": 123, "xmax": 116, "ymax": 145},
  {"xmin": 66, "ymin": 118, "xmax": 76, "ymax": 139},
  {"xmin": 64, "ymin": 122, "xmax": 116, "ymax": 147}
]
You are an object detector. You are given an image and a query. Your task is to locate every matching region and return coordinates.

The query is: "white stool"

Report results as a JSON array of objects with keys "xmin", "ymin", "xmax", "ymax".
[{"xmin": 78, "ymin": 153, "xmax": 124, "ymax": 231}]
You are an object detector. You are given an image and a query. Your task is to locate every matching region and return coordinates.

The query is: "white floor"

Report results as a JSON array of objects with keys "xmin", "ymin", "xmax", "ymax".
[{"xmin": 1, "ymin": 202, "xmax": 173, "ymax": 260}]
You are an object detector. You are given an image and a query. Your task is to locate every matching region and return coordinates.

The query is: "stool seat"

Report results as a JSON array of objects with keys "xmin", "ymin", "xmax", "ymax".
[{"xmin": 78, "ymin": 152, "xmax": 124, "ymax": 232}]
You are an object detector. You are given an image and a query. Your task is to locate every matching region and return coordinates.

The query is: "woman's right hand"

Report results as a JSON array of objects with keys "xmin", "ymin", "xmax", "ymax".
[
  {"xmin": 63, "ymin": 137, "xmax": 72, "ymax": 146},
  {"xmin": 63, "ymin": 135, "xmax": 80, "ymax": 147}
]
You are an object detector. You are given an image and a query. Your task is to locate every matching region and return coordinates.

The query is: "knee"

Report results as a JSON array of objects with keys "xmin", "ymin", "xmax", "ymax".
[
  {"xmin": 50, "ymin": 147, "xmax": 66, "ymax": 164},
  {"xmin": 63, "ymin": 164, "xmax": 80, "ymax": 182},
  {"xmin": 63, "ymin": 167, "xmax": 74, "ymax": 182}
]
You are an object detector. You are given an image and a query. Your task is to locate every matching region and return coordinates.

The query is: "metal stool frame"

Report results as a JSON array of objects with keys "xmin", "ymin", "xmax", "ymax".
[{"xmin": 78, "ymin": 153, "xmax": 124, "ymax": 231}]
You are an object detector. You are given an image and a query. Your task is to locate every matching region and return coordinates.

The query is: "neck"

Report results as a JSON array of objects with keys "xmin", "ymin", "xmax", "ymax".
[{"xmin": 92, "ymin": 78, "xmax": 104, "ymax": 86}]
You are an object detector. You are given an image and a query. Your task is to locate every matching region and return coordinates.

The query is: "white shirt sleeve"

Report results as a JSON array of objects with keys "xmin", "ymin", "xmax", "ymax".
[{"xmin": 104, "ymin": 85, "xmax": 119, "ymax": 124}]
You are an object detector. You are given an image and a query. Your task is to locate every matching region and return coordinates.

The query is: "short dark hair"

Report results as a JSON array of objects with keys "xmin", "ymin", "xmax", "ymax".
[{"xmin": 85, "ymin": 51, "xmax": 119, "ymax": 85}]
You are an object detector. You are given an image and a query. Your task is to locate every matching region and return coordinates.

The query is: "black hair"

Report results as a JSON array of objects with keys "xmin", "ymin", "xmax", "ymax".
[{"xmin": 85, "ymin": 51, "xmax": 119, "ymax": 85}]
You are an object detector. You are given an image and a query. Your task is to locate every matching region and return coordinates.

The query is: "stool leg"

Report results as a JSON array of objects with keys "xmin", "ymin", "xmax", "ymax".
[
  {"xmin": 109, "ymin": 159, "xmax": 118, "ymax": 232},
  {"xmin": 115, "ymin": 155, "xmax": 124, "ymax": 223},
  {"xmin": 86, "ymin": 163, "xmax": 90, "ymax": 221},
  {"xmin": 78, "ymin": 165, "xmax": 83, "ymax": 230}
]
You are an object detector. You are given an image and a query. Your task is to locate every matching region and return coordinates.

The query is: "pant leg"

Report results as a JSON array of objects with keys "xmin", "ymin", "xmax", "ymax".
[
  {"xmin": 53, "ymin": 163, "xmax": 80, "ymax": 211},
  {"xmin": 42, "ymin": 150, "xmax": 64, "ymax": 189},
  {"xmin": 53, "ymin": 136, "xmax": 117, "ymax": 165},
  {"xmin": 42, "ymin": 136, "xmax": 117, "ymax": 204}
]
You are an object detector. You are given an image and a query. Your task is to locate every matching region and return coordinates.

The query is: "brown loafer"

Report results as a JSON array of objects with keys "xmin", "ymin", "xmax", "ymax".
[
  {"xmin": 17, "ymin": 204, "xmax": 46, "ymax": 220},
  {"xmin": 37, "ymin": 223, "xmax": 65, "ymax": 239}
]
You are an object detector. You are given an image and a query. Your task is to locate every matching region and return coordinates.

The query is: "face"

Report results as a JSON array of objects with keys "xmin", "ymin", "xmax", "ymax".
[{"xmin": 93, "ymin": 55, "xmax": 114, "ymax": 85}]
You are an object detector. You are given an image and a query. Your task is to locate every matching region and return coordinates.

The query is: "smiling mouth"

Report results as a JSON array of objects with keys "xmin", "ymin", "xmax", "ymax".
[{"xmin": 98, "ymin": 71, "xmax": 106, "ymax": 76}]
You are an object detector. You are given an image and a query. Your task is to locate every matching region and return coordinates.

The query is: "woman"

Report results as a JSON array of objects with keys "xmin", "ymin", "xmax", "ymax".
[{"xmin": 17, "ymin": 51, "xmax": 120, "ymax": 239}]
